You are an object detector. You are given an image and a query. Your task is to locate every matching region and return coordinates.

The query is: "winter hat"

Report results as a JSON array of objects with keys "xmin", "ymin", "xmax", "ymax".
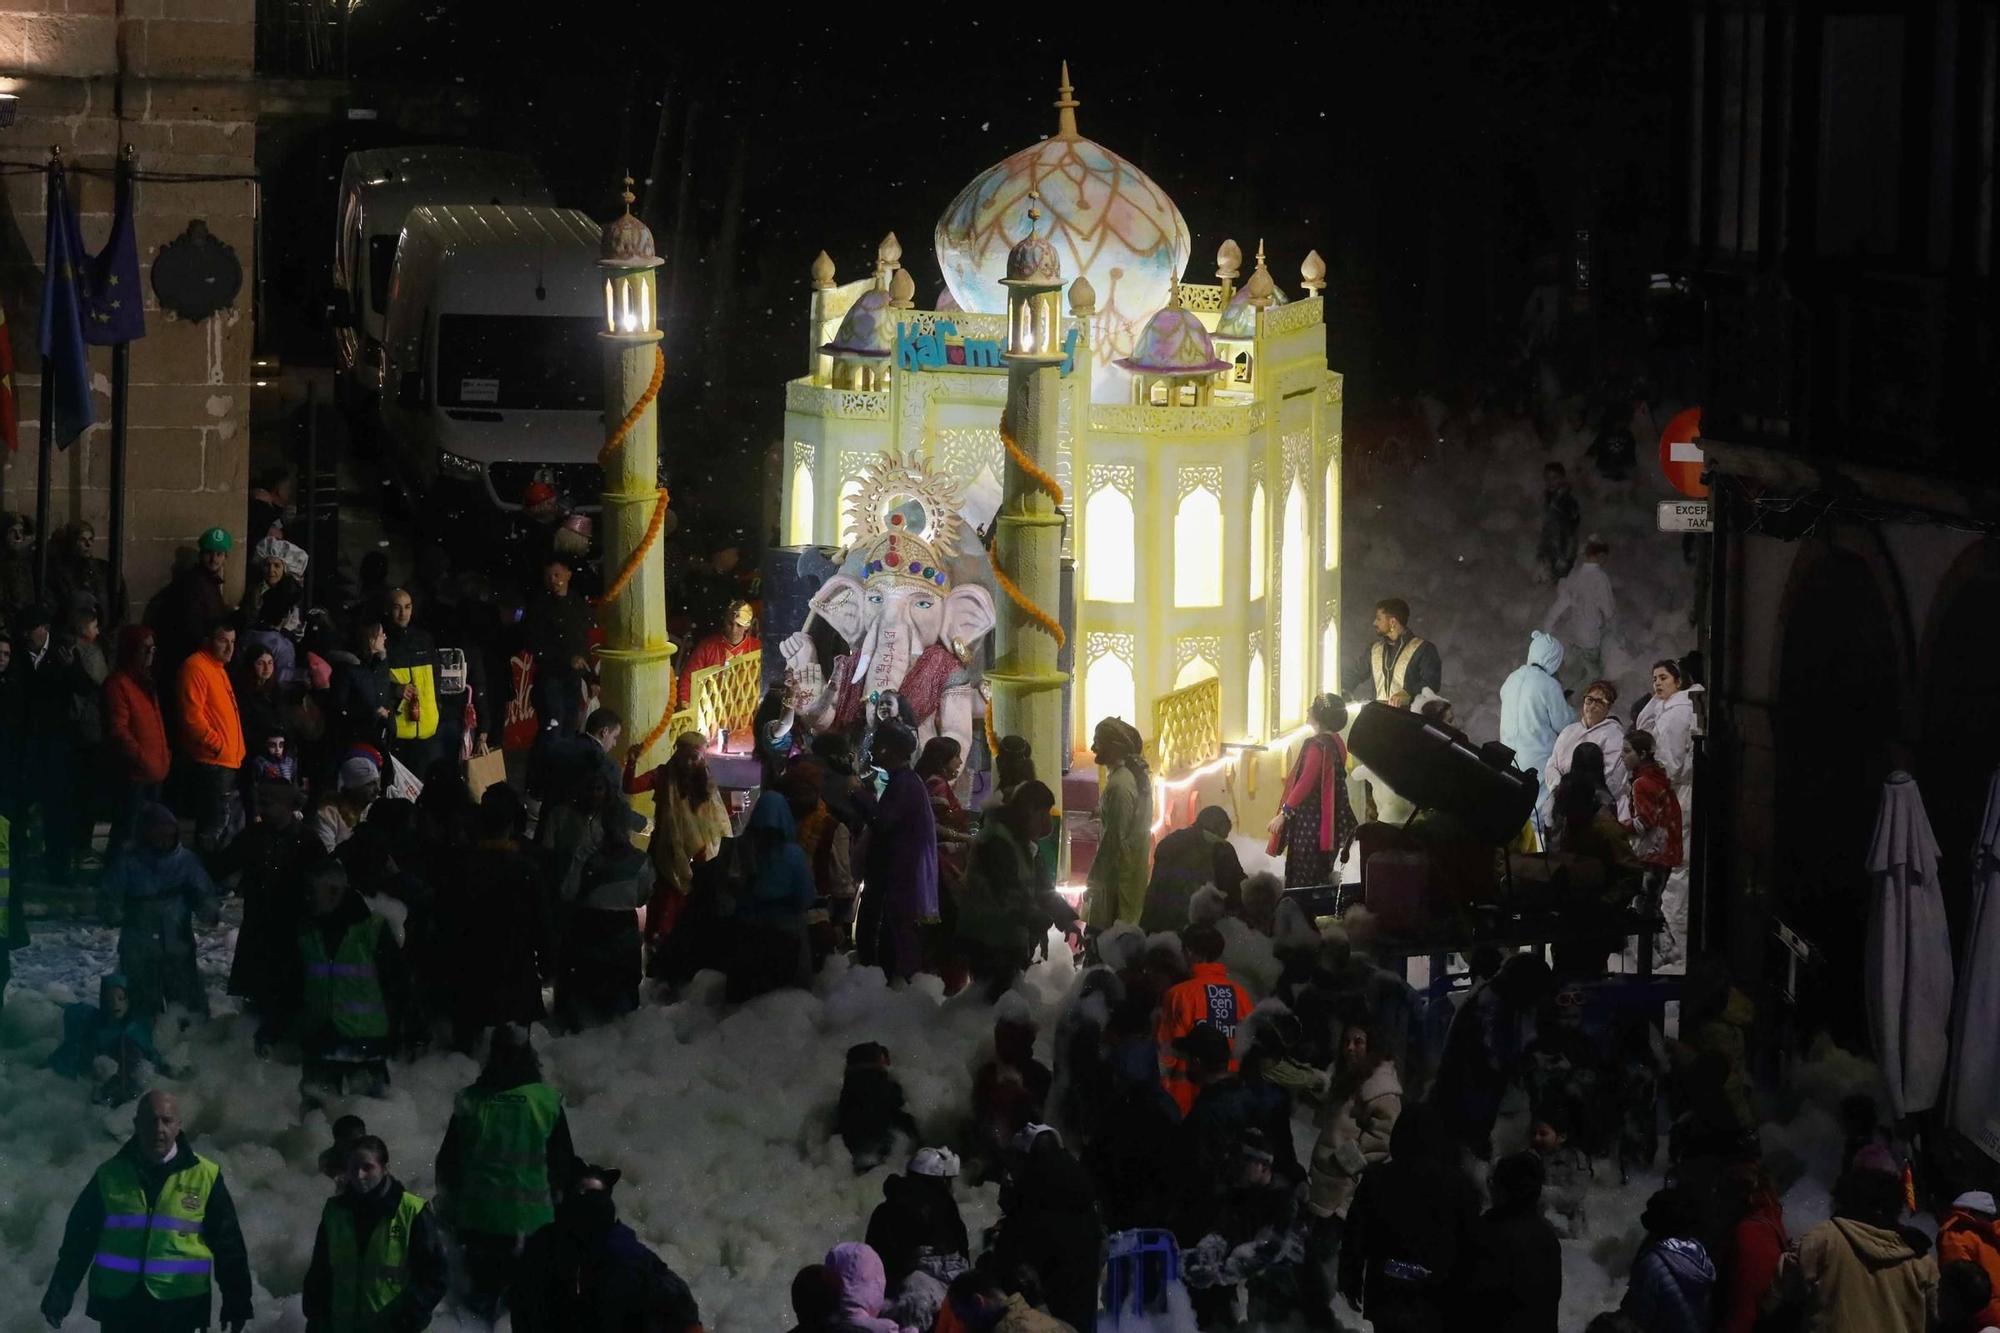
[
  {"xmin": 198, "ymin": 526, "xmax": 233, "ymax": 553},
  {"xmin": 254, "ymin": 536, "xmax": 308, "ymax": 578},
  {"xmin": 1010, "ymin": 1123, "xmax": 1061, "ymax": 1155},
  {"xmin": 1852, "ymin": 1143, "xmax": 1901, "ymax": 1178},
  {"xmin": 1172, "ymin": 1022, "xmax": 1232, "ymax": 1070},
  {"xmin": 907, "ymin": 1147, "xmax": 961, "ymax": 1179},
  {"xmin": 1953, "ymin": 1190, "xmax": 1998, "ymax": 1217},
  {"xmin": 337, "ymin": 755, "xmax": 381, "ymax": 792}
]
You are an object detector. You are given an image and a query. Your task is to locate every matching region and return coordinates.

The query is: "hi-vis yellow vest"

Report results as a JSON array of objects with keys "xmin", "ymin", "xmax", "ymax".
[
  {"xmin": 449, "ymin": 1082, "xmax": 562, "ymax": 1235},
  {"xmin": 387, "ymin": 662, "xmax": 439, "ymax": 741},
  {"xmin": 1369, "ymin": 634, "xmax": 1429, "ymax": 700},
  {"xmin": 325, "ymin": 1187, "xmax": 427, "ymax": 1330},
  {"xmin": 89, "ymin": 1151, "xmax": 219, "ymax": 1303}
]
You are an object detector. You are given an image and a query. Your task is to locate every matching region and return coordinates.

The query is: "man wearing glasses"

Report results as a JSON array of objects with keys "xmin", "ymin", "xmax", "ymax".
[{"xmin": 1539, "ymin": 680, "xmax": 1628, "ymax": 824}]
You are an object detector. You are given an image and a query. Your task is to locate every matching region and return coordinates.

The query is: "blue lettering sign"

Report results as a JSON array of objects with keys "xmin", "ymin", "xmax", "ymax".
[
  {"xmin": 1059, "ymin": 326, "xmax": 1079, "ymax": 376},
  {"xmin": 963, "ymin": 339, "xmax": 1003, "ymax": 369}
]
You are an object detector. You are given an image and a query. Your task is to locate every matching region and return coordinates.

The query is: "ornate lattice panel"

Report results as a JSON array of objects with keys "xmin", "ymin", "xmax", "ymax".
[
  {"xmin": 1086, "ymin": 630, "xmax": 1136, "ymax": 664},
  {"xmin": 1089, "ymin": 401, "xmax": 1265, "ymax": 436},
  {"xmin": 1177, "ymin": 283, "xmax": 1225, "ymax": 313},
  {"xmin": 786, "ymin": 380, "xmax": 891, "ymax": 419},
  {"xmin": 673, "ymin": 649, "xmax": 763, "ymax": 746},
  {"xmin": 1086, "ymin": 463, "xmax": 1138, "ymax": 499},
  {"xmin": 1264, "ymin": 296, "xmax": 1323, "ymax": 339},
  {"xmin": 1176, "ymin": 635, "xmax": 1222, "ymax": 674},
  {"xmin": 936, "ymin": 426, "xmax": 1003, "ymax": 481},
  {"xmin": 1152, "ymin": 675, "xmax": 1222, "ymax": 777},
  {"xmin": 1177, "ymin": 464, "xmax": 1223, "ymax": 499},
  {"xmin": 1281, "ymin": 429, "xmax": 1312, "ymax": 483}
]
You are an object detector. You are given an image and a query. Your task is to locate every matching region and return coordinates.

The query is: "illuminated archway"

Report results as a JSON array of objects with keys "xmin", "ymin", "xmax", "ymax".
[
  {"xmin": 1084, "ymin": 485, "xmax": 1135, "ymax": 602},
  {"xmin": 1174, "ymin": 485, "xmax": 1224, "ymax": 607},
  {"xmin": 1247, "ymin": 648, "xmax": 1267, "ymax": 741},
  {"xmin": 1248, "ymin": 482, "xmax": 1266, "ymax": 600},
  {"xmin": 787, "ymin": 457, "xmax": 815, "ymax": 546},
  {"xmin": 1323, "ymin": 463, "xmax": 1339, "ymax": 571},
  {"xmin": 1085, "ymin": 648, "xmax": 1137, "ymax": 735},
  {"xmin": 1175, "ymin": 655, "xmax": 1217, "ymax": 688},
  {"xmin": 1321, "ymin": 618, "xmax": 1339, "ymax": 693},
  {"xmin": 837, "ymin": 477, "xmax": 864, "ymax": 541},
  {"xmin": 1280, "ymin": 479, "xmax": 1309, "ymax": 726}
]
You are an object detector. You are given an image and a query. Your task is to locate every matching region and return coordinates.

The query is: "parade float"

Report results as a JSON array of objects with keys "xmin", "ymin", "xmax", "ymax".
[{"xmin": 770, "ymin": 65, "xmax": 1346, "ymax": 852}]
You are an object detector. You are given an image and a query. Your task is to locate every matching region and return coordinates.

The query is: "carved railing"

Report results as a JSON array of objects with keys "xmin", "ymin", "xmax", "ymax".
[
  {"xmin": 668, "ymin": 649, "xmax": 763, "ymax": 747},
  {"xmin": 1151, "ymin": 675, "xmax": 1222, "ymax": 778}
]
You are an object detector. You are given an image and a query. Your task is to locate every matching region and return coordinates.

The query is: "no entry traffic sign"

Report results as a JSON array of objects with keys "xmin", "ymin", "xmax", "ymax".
[{"xmin": 1659, "ymin": 406, "xmax": 1707, "ymax": 498}]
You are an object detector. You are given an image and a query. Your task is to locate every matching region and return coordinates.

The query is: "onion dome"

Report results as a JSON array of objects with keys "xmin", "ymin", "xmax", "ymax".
[
  {"xmin": 1217, "ymin": 281, "xmax": 1287, "ymax": 338},
  {"xmin": 1005, "ymin": 200, "xmax": 1062, "ymax": 285},
  {"xmin": 935, "ymin": 63, "xmax": 1190, "ymax": 370},
  {"xmin": 822, "ymin": 288, "xmax": 897, "ymax": 360},
  {"xmin": 1243, "ymin": 238, "xmax": 1288, "ymax": 306},
  {"xmin": 1116, "ymin": 284, "xmax": 1228, "ymax": 375},
  {"xmin": 600, "ymin": 175, "xmax": 656, "ymax": 262}
]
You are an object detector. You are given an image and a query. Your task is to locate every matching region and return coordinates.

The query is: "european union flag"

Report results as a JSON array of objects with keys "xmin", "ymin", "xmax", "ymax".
[
  {"xmin": 82, "ymin": 166, "xmax": 145, "ymax": 346},
  {"xmin": 38, "ymin": 163, "xmax": 94, "ymax": 449}
]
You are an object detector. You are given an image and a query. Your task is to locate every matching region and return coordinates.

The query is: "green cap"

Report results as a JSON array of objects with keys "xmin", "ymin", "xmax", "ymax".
[{"xmin": 198, "ymin": 527, "xmax": 233, "ymax": 553}]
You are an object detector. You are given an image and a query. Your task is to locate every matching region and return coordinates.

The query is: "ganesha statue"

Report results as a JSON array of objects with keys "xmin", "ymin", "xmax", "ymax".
[{"xmin": 780, "ymin": 453, "xmax": 997, "ymax": 758}]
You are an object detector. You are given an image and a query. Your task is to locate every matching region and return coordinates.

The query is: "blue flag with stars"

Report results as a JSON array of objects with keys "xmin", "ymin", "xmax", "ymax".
[
  {"xmin": 82, "ymin": 165, "xmax": 144, "ymax": 346},
  {"xmin": 38, "ymin": 162, "xmax": 94, "ymax": 449}
]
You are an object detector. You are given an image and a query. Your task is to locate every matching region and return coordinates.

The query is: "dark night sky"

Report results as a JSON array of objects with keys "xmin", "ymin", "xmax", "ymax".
[{"xmin": 272, "ymin": 1, "xmax": 1682, "ymax": 518}]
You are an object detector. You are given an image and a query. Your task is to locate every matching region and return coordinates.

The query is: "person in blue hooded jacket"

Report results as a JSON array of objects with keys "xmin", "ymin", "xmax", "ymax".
[
  {"xmin": 45, "ymin": 973, "xmax": 180, "ymax": 1104},
  {"xmin": 1499, "ymin": 631, "xmax": 1571, "ymax": 789},
  {"xmin": 727, "ymin": 789, "xmax": 817, "ymax": 1001},
  {"xmin": 99, "ymin": 803, "xmax": 220, "ymax": 1019},
  {"xmin": 1621, "ymin": 1186, "xmax": 1716, "ymax": 1333}
]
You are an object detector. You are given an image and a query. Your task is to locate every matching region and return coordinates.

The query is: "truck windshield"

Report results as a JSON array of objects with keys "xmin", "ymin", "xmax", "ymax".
[{"xmin": 435, "ymin": 314, "xmax": 601, "ymax": 411}]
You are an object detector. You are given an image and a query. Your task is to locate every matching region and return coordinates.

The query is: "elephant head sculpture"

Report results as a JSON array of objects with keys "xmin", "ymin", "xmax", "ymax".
[{"xmin": 781, "ymin": 528, "xmax": 997, "ymax": 751}]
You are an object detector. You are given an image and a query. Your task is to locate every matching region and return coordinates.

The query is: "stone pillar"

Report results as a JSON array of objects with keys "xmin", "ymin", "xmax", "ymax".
[
  {"xmin": 595, "ymin": 328, "xmax": 676, "ymax": 775},
  {"xmin": 989, "ymin": 350, "xmax": 1069, "ymax": 794}
]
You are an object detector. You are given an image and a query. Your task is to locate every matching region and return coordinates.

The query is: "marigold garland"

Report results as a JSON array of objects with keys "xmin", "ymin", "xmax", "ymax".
[
  {"xmin": 990, "ymin": 409, "xmax": 1067, "ymax": 651},
  {"xmin": 600, "ymin": 345, "xmax": 666, "ymax": 467},
  {"xmin": 629, "ymin": 698, "xmax": 676, "ymax": 765},
  {"xmin": 601, "ymin": 486, "xmax": 671, "ymax": 605}
]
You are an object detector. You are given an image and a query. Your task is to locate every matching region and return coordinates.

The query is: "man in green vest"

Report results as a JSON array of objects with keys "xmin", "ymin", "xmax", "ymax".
[
  {"xmin": 296, "ymin": 858, "xmax": 420, "ymax": 1111},
  {"xmin": 303, "ymin": 1134, "xmax": 447, "ymax": 1333},
  {"xmin": 435, "ymin": 1025, "xmax": 575, "ymax": 1322},
  {"xmin": 40, "ymin": 1090, "xmax": 253, "ymax": 1332}
]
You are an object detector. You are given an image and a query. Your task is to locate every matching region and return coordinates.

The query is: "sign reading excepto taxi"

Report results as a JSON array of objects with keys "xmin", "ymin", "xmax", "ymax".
[{"xmin": 1658, "ymin": 500, "xmax": 1711, "ymax": 533}]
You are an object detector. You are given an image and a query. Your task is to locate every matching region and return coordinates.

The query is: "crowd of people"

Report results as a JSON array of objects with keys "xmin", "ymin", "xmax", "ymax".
[{"xmin": 0, "ymin": 454, "xmax": 1988, "ymax": 1333}]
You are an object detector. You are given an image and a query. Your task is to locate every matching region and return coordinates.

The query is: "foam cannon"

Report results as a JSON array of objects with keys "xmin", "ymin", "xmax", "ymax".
[{"xmin": 1346, "ymin": 702, "xmax": 1539, "ymax": 844}]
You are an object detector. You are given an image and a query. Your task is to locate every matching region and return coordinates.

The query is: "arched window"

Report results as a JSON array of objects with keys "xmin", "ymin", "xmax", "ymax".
[
  {"xmin": 1084, "ymin": 485, "xmax": 1136, "ymax": 602},
  {"xmin": 1175, "ymin": 656, "xmax": 1217, "ymax": 688},
  {"xmin": 1247, "ymin": 649, "xmax": 1267, "ymax": 741},
  {"xmin": 787, "ymin": 458, "xmax": 815, "ymax": 546},
  {"xmin": 1321, "ymin": 618, "xmax": 1340, "ymax": 693},
  {"xmin": 837, "ymin": 477, "xmax": 864, "ymax": 542},
  {"xmin": 1085, "ymin": 651, "xmax": 1136, "ymax": 739},
  {"xmin": 1248, "ymin": 482, "xmax": 1266, "ymax": 600},
  {"xmin": 1280, "ymin": 480, "xmax": 1309, "ymax": 727},
  {"xmin": 1323, "ymin": 463, "xmax": 1339, "ymax": 571},
  {"xmin": 1173, "ymin": 486, "xmax": 1224, "ymax": 608}
]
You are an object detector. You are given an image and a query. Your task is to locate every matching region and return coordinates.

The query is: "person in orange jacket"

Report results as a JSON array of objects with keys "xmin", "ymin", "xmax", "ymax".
[
  {"xmin": 1156, "ymin": 922, "xmax": 1253, "ymax": 1116},
  {"xmin": 1940, "ymin": 1190, "xmax": 2000, "ymax": 1329},
  {"xmin": 176, "ymin": 618, "xmax": 245, "ymax": 854}
]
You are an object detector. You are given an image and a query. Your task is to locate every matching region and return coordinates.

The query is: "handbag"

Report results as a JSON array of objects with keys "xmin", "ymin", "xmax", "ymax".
[{"xmin": 465, "ymin": 747, "xmax": 507, "ymax": 802}]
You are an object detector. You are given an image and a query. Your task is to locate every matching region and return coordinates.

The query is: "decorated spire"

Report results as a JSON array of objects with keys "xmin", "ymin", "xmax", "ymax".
[
  {"xmin": 1245, "ymin": 237, "xmax": 1277, "ymax": 305},
  {"xmin": 620, "ymin": 173, "xmax": 635, "ymax": 213},
  {"xmin": 1301, "ymin": 248, "xmax": 1327, "ymax": 296},
  {"xmin": 1069, "ymin": 272, "xmax": 1097, "ymax": 317},
  {"xmin": 810, "ymin": 250, "xmax": 836, "ymax": 289},
  {"xmin": 1055, "ymin": 61, "xmax": 1080, "ymax": 139},
  {"xmin": 1216, "ymin": 238, "xmax": 1243, "ymax": 283},
  {"xmin": 888, "ymin": 266, "xmax": 916, "ymax": 309}
]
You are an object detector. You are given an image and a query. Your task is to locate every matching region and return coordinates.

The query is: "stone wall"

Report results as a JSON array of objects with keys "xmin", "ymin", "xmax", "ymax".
[{"xmin": 0, "ymin": 0, "xmax": 256, "ymax": 605}]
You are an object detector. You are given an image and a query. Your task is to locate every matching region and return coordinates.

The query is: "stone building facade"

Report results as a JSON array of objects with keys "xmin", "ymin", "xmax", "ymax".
[{"xmin": 0, "ymin": 0, "xmax": 256, "ymax": 603}]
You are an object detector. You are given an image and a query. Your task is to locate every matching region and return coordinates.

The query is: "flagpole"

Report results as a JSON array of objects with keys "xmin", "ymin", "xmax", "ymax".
[
  {"xmin": 108, "ymin": 145, "xmax": 134, "ymax": 611},
  {"xmin": 34, "ymin": 148, "xmax": 57, "ymax": 597}
]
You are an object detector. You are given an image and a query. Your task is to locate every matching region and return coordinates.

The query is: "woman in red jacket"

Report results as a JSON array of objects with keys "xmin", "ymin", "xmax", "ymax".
[
  {"xmin": 1267, "ymin": 693, "xmax": 1359, "ymax": 888},
  {"xmin": 1714, "ymin": 1158, "xmax": 1788, "ymax": 1333},
  {"xmin": 102, "ymin": 626, "xmax": 170, "ymax": 860}
]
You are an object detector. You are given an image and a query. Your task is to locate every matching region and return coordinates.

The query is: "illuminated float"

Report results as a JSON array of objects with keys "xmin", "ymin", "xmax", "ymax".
[{"xmin": 778, "ymin": 66, "xmax": 1345, "ymax": 839}]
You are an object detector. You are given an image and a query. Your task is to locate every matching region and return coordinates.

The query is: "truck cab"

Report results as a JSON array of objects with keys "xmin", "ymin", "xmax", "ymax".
[
  {"xmin": 331, "ymin": 147, "xmax": 551, "ymax": 409},
  {"xmin": 376, "ymin": 203, "xmax": 608, "ymax": 539}
]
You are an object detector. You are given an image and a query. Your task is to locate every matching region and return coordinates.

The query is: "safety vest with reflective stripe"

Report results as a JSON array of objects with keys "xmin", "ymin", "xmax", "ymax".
[
  {"xmin": 324, "ymin": 1187, "xmax": 426, "ymax": 1331},
  {"xmin": 387, "ymin": 661, "xmax": 439, "ymax": 741},
  {"xmin": 88, "ymin": 1151, "xmax": 219, "ymax": 1303},
  {"xmin": 449, "ymin": 1082, "xmax": 562, "ymax": 1235},
  {"xmin": 1370, "ymin": 633, "xmax": 1430, "ymax": 701},
  {"xmin": 300, "ymin": 915, "xmax": 390, "ymax": 1039}
]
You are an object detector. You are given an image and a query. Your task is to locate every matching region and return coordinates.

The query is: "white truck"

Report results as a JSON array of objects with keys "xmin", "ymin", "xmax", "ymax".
[
  {"xmin": 329, "ymin": 146, "xmax": 551, "ymax": 409},
  {"xmin": 375, "ymin": 203, "xmax": 610, "ymax": 538}
]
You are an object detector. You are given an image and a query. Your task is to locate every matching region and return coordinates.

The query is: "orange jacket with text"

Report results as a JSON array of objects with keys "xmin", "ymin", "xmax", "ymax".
[{"xmin": 1156, "ymin": 961, "xmax": 1253, "ymax": 1115}]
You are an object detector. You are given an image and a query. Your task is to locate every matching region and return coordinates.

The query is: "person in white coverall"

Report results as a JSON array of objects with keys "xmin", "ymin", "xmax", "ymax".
[
  {"xmin": 1499, "ymin": 631, "xmax": 1571, "ymax": 788},
  {"xmin": 1543, "ymin": 536, "xmax": 1615, "ymax": 690},
  {"xmin": 1540, "ymin": 680, "xmax": 1628, "ymax": 827},
  {"xmin": 1634, "ymin": 659, "xmax": 1698, "ymax": 968}
]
